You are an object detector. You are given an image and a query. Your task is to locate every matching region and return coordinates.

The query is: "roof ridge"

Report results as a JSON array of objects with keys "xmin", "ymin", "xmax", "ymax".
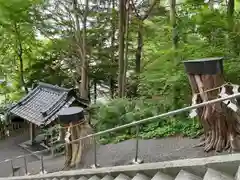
[{"xmin": 38, "ymin": 82, "xmax": 73, "ymax": 92}]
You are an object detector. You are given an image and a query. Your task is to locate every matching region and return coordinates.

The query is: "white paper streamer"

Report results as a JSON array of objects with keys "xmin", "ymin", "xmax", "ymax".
[
  {"xmin": 189, "ymin": 94, "xmax": 198, "ymax": 118},
  {"xmin": 219, "ymin": 86, "xmax": 228, "ymax": 98},
  {"xmin": 219, "ymin": 86, "xmax": 229, "ymax": 105},
  {"xmin": 64, "ymin": 127, "xmax": 71, "ymax": 143},
  {"xmin": 219, "ymin": 85, "xmax": 239, "ymax": 112},
  {"xmin": 233, "ymin": 84, "xmax": 239, "ymax": 94},
  {"xmin": 189, "ymin": 110, "xmax": 198, "ymax": 118},
  {"xmin": 228, "ymin": 102, "xmax": 238, "ymax": 112}
]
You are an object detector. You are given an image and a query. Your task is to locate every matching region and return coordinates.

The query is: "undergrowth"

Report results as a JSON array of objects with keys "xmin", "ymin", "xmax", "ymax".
[{"xmin": 90, "ymin": 98, "xmax": 203, "ymax": 144}]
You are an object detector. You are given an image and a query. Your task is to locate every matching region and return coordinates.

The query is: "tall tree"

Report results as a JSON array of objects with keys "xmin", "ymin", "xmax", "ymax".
[
  {"xmin": 227, "ymin": 0, "xmax": 235, "ymax": 30},
  {"xmin": 227, "ymin": 0, "xmax": 234, "ymax": 17},
  {"xmin": 169, "ymin": 0, "xmax": 178, "ymax": 49},
  {"xmin": 123, "ymin": 0, "xmax": 131, "ymax": 95},
  {"xmin": 110, "ymin": 0, "xmax": 117, "ymax": 98},
  {"xmin": 118, "ymin": 0, "xmax": 127, "ymax": 97},
  {"xmin": 0, "ymin": 0, "xmax": 38, "ymax": 94},
  {"xmin": 72, "ymin": 0, "xmax": 90, "ymax": 99},
  {"xmin": 13, "ymin": 22, "xmax": 29, "ymax": 94},
  {"xmin": 131, "ymin": 0, "xmax": 157, "ymax": 96},
  {"xmin": 80, "ymin": 0, "xmax": 90, "ymax": 99}
]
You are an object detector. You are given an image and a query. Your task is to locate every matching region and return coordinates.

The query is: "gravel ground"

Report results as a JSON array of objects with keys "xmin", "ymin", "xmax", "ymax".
[
  {"xmin": 0, "ymin": 131, "xmax": 38, "ymax": 177},
  {"xmin": 0, "ymin": 135, "xmax": 231, "ymax": 177},
  {"xmin": 6, "ymin": 136, "xmax": 229, "ymax": 177},
  {"xmin": 80, "ymin": 136, "xmax": 226, "ymax": 168}
]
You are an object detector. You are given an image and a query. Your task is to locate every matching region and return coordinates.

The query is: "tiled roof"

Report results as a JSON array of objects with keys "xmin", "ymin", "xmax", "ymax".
[{"xmin": 7, "ymin": 82, "xmax": 88, "ymax": 126}]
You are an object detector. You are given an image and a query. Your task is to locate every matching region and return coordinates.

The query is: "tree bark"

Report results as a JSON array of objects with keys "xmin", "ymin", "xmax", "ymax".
[
  {"xmin": 73, "ymin": 0, "xmax": 83, "ymax": 93},
  {"xmin": 94, "ymin": 80, "xmax": 97, "ymax": 104},
  {"xmin": 188, "ymin": 73, "xmax": 240, "ymax": 152},
  {"xmin": 169, "ymin": 0, "xmax": 178, "ymax": 49},
  {"xmin": 63, "ymin": 121, "xmax": 93, "ymax": 169},
  {"xmin": 80, "ymin": 0, "xmax": 90, "ymax": 100},
  {"xmin": 123, "ymin": 0, "xmax": 130, "ymax": 95},
  {"xmin": 118, "ymin": 0, "xmax": 127, "ymax": 98},
  {"xmin": 130, "ymin": 0, "xmax": 157, "ymax": 96},
  {"xmin": 227, "ymin": 0, "xmax": 234, "ymax": 18},
  {"xmin": 133, "ymin": 21, "xmax": 143, "ymax": 96},
  {"xmin": 110, "ymin": 0, "xmax": 116, "ymax": 99},
  {"xmin": 14, "ymin": 22, "xmax": 28, "ymax": 94}
]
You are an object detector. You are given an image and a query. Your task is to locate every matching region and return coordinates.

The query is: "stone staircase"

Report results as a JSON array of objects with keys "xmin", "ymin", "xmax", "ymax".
[{"xmin": 2, "ymin": 153, "xmax": 240, "ymax": 180}]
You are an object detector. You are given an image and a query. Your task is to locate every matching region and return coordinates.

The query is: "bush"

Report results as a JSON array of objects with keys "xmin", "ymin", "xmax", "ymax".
[{"xmin": 90, "ymin": 98, "xmax": 202, "ymax": 144}]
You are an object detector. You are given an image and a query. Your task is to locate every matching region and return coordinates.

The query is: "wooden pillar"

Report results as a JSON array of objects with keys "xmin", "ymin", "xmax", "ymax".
[{"xmin": 29, "ymin": 123, "xmax": 35, "ymax": 145}]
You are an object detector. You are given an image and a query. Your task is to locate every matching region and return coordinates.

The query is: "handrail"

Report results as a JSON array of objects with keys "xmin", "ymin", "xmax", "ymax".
[
  {"xmin": 1, "ymin": 92, "xmax": 240, "ymax": 175},
  {"xmin": 68, "ymin": 92, "xmax": 240, "ymax": 143}
]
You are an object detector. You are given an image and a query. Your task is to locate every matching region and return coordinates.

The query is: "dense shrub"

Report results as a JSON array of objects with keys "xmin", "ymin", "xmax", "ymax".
[{"xmin": 90, "ymin": 98, "xmax": 203, "ymax": 144}]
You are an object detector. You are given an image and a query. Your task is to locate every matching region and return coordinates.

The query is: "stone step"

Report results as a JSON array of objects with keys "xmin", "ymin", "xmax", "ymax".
[
  {"xmin": 69, "ymin": 177, "xmax": 77, "ymax": 180},
  {"xmin": 89, "ymin": 175, "xmax": 101, "ymax": 180},
  {"xmin": 132, "ymin": 173, "xmax": 150, "ymax": 180},
  {"xmin": 203, "ymin": 168, "xmax": 233, "ymax": 180},
  {"xmin": 114, "ymin": 174, "xmax": 131, "ymax": 180},
  {"xmin": 235, "ymin": 166, "xmax": 240, "ymax": 180},
  {"xmin": 175, "ymin": 170, "xmax": 202, "ymax": 180},
  {"xmin": 151, "ymin": 171, "xmax": 174, "ymax": 180},
  {"xmin": 60, "ymin": 178, "xmax": 68, "ymax": 180},
  {"xmin": 102, "ymin": 175, "xmax": 114, "ymax": 180},
  {"xmin": 78, "ymin": 176, "xmax": 88, "ymax": 180}
]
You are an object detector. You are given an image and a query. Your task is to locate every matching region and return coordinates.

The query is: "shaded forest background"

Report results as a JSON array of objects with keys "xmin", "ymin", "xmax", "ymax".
[{"xmin": 0, "ymin": 0, "xmax": 240, "ymax": 143}]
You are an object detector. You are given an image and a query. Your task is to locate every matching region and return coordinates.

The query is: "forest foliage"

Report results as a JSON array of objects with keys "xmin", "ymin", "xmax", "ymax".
[{"xmin": 0, "ymin": 0, "xmax": 240, "ymax": 143}]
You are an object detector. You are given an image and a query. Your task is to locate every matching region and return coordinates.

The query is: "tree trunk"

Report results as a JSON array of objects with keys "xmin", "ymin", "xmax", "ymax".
[
  {"xmin": 80, "ymin": 0, "xmax": 90, "ymax": 100},
  {"xmin": 130, "ymin": 0, "xmax": 157, "ymax": 97},
  {"xmin": 14, "ymin": 22, "xmax": 28, "ymax": 94},
  {"xmin": 94, "ymin": 80, "xmax": 97, "ymax": 104},
  {"xmin": 110, "ymin": 0, "xmax": 116, "ymax": 99},
  {"xmin": 133, "ymin": 21, "xmax": 143, "ymax": 96},
  {"xmin": 63, "ymin": 121, "xmax": 93, "ymax": 169},
  {"xmin": 73, "ymin": 0, "xmax": 83, "ymax": 93},
  {"xmin": 18, "ymin": 49, "xmax": 28, "ymax": 94},
  {"xmin": 169, "ymin": 0, "xmax": 178, "ymax": 49},
  {"xmin": 118, "ymin": 0, "xmax": 127, "ymax": 98},
  {"xmin": 123, "ymin": 0, "xmax": 130, "ymax": 94},
  {"xmin": 227, "ymin": 0, "xmax": 234, "ymax": 18},
  {"xmin": 188, "ymin": 73, "xmax": 240, "ymax": 152},
  {"xmin": 227, "ymin": 0, "xmax": 237, "ymax": 54}
]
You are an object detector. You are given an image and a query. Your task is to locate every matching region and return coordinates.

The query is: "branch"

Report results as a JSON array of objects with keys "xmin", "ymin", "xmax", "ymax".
[
  {"xmin": 142, "ymin": 0, "xmax": 158, "ymax": 20},
  {"xmin": 130, "ymin": 0, "xmax": 141, "ymax": 19},
  {"xmin": 130, "ymin": 0, "xmax": 158, "ymax": 20}
]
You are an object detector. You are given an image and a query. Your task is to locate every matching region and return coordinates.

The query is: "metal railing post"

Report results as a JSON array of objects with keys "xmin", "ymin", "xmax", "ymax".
[
  {"xmin": 131, "ymin": 125, "xmax": 143, "ymax": 164},
  {"xmin": 91, "ymin": 137, "xmax": 99, "ymax": 168},
  {"xmin": 10, "ymin": 159, "xmax": 14, "ymax": 176},
  {"xmin": 40, "ymin": 155, "xmax": 44, "ymax": 174},
  {"xmin": 135, "ymin": 125, "xmax": 139, "ymax": 162},
  {"xmin": 23, "ymin": 156, "xmax": 28, "ymax": 175},
  {"xmin": 51, "ymin": 129, "xmax": 54, "ymax": 157}
]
